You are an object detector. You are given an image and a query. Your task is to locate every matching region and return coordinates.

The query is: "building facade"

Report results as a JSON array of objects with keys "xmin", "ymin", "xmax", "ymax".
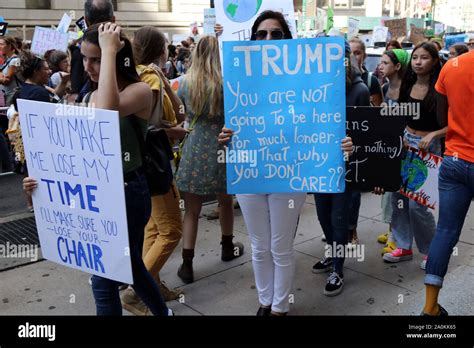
[
  {"xmin": 1, "ymin": 0, "xmax": 210, "ymax": 39},
  {"xmin": 434, "ymin": 0, "xmax": 474, "ymax": 31}
]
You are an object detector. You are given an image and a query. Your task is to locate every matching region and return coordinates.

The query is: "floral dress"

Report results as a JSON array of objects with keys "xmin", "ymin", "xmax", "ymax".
[{"xmin": 176, "ymin": 80, "xmax": 227, "ymax": 195}]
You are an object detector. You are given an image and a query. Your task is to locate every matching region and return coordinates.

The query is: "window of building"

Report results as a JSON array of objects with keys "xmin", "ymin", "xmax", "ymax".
[
  {"xmin": 352, "ymin": 0, "xmax": 366, "ymax": 7},
  {"xmin": 158, "ymin": 0, "xmax": 172, "ymax": 12},
  {"xmin": 317, "ymin": 0, "xmax": 330, "ymax": 9},
  {"xmin": 334, "ymin": 0, "xmax": 349, "ymax": 8},
  {"xmin": 25, "ymin": 0, "xmax": 51, "ymax": 9}
]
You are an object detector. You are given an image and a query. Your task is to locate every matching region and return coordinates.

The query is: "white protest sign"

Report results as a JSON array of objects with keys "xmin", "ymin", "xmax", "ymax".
[
  {"xmin": 57, "ymin": 13, "xmax": 73, "ymax": 34},
  {"xmin": 204, "ymin": 8, "xmax": 217, "ymax": 36},
  {"xmin": 215, "ymin": 0, "xmax": 297, "ymax": 70},
  {"xmin": 347, "ymin": 17, "xmax": 360, "ymax": 40},
  {"xmin": 31, "ymin": 27, "xmax": 69, "ymax": 57},
  {"xmin": 359, "ymin": 34, "xmax": 374, "ymax": 47},
  {"xmin": 434, "ymin": 23, "xmax": 444, "ymax": 35},
  {"xmin": 372, "ymin": 26, "xmax": 389, "ymax": 43},
  {"xmin": 68, "ymin": 31, "xmax": 80, "ymax": 43},
  {"xmin": 216, "ymin": 0, "xmax": 296, "ymax": 41},
  {"xmin": 18, "ymin": 100, "xmax": 133, "ymax": 284},
  {"xmin": 400, "ymin": 148, "xmax": 442, "ymax": 210}
]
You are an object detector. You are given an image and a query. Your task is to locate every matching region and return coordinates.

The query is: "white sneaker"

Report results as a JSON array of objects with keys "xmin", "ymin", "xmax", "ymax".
[
  {"xmin": 168, "ymin": 308, "xmax": 174, "ymax": 316},
  {"xmin": 420, "ymin": 256, "xmax": 428, "ymax": 270}
]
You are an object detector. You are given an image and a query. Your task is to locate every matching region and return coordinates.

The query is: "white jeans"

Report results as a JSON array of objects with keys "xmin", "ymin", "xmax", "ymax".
[{"xmin": 237, "ymin": 193, "xmax": 306, "ymax": 313}]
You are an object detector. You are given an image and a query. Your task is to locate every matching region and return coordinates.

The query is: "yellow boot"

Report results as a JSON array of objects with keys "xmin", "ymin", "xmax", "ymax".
[
  {"xmin": 381, "ymin": 241, "xmax": 397, "ymax": 256},
  {"xmin": 377, "ymin": 232, "xmax": 389, "ymax": 244}
]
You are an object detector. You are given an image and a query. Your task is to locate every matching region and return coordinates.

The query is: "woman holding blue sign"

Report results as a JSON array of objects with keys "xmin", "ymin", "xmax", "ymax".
[{"xmin": 218, "ymin": 10, "xmax": 354, "ymax": 315}]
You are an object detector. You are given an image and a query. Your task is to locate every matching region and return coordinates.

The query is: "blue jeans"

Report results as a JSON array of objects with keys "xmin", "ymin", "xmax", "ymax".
[
  {"xmin": 348, "ymin": 191, "xmax": 361, "ymax": 231},
  {"xmin": 425, "ymin": 156, "xmax": 474, "ymax": 288},
  {"xmin": 314, "ymin": 191, "xmax": 353, "ymax": 274},
  {"xmin": 390, "ymin": 130, "xmax": 441, "ymax": 254},
  {"xmin": 91, "ymin": 174, "xmax": 169, "ymax": 316}
]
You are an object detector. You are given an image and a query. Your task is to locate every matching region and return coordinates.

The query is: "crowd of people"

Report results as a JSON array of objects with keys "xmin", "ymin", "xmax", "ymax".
[{"xmin": 1, "ymin": 0, "xmax": 473, "ymax": 317}]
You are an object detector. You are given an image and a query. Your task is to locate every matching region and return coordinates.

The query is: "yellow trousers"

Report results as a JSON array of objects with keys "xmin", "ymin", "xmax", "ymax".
[{"xmin": 143, "ymin": 182, "xmax": 183, "ymax": 281}]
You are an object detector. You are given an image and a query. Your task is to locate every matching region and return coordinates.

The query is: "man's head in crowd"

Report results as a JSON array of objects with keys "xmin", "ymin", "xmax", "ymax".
[{"xmin": 84, "ymin": 0, "xmax": 115, "ymax": 27}]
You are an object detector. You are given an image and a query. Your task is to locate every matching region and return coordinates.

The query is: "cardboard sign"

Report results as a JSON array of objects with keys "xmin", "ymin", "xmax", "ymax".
[
  {"xmin": 346, "ymin": 106, "xmax": 406, "ymax": 191},
  {"xmin": 409, "ymin": 26, "xmax": 426, "ymax": 45},
  {"xmin": 384, "ymin": 18, "xmax": 407, "ymax": 40},
  {"xmin": 204, "ymin": 8, "xmax": 217, "ymax": 36},
  {"xmin": 223, "ymin": 37, "xmax": 347, "ymax": 194},
  {"xmin": 372, "ymin": 26, "xmax": 389, "ymax": 43},
  {"xmin": 31, "ymin": 27, "xmax": 69, "ymax": 57},
  {"xmin": 0, "ymin": 22, "xmax": 8, "ymax": 36},
  {"xmin": 18, "ymin": 100, "xmax": 133, "ymax": 284},
  {"xmin": 399, "ymin": 148, "xmax": 442, "ymax": 210}
]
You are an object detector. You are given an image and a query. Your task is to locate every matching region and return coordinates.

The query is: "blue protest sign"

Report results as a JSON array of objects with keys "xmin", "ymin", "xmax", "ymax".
[{"xmin": 223, "ymin": 37, "xmax": 347, "ymax": 194}]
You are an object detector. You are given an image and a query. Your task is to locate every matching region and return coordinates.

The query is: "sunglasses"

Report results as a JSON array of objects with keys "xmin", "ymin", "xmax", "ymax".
[{"xmin": 254, "ymin": 29, "xmax": 285, "ymax": 40}]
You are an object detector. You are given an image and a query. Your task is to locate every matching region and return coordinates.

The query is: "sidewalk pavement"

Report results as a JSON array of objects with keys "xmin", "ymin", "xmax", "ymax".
[{"xmin": 1, "ymin": 193, "xmax": 473, "ymax": 316}]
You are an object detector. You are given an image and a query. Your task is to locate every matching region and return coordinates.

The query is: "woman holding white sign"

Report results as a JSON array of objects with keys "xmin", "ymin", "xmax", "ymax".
[
  {"xmin": 218, "ymin": 10, "xmax": 354, "ymax": 315},
  {"xmin": 79, "ymin": 23, "xmax": 171, "ymax": 316},
  {"xmin": 383, "ymin": 42, "xmax": 447, "ymax": 270}
]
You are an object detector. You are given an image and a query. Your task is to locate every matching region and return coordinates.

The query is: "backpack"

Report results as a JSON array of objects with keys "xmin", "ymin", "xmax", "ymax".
[{"xmin": 133, "ymin": 67, "xmax": 174, "ymax": 196}]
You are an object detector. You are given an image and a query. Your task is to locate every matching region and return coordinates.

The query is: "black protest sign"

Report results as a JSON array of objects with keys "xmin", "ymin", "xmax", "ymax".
[
  {"xmin": 75, "ymin": 16, "xmax": 87, "ymax": 31},
  {"xmin": 345, "ymin": 106, "xmax": 406, "ymax": 191},
  {"xmin": 0, "ymin": 22, "xmax": 8, "ymax": 36}
]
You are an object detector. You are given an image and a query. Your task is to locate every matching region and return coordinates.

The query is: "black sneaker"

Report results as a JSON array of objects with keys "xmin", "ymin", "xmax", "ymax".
[
  {"xmin": 421, "ymin": 304, "xmax": 449, "ymax": 316},
  {"xmin": 256, "ymin": 306, "xmax": 271, "ymax": 316},
  {"xmin": 312, "ymin": 257, "xmax": 333, "ymax": 274},
  {"xmin": 324, "ymin": 271, "xmax": 344, "ymax": 297}
]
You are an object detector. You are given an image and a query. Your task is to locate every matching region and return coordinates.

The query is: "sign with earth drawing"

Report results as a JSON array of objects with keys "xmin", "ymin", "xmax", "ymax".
[
  {"xmin": 215, "ymin": 0, "xmax": 297, "ymax": 71},
  {"xmin": 399, "ymin": 147, "xmax": 442, "ymax": 210}
]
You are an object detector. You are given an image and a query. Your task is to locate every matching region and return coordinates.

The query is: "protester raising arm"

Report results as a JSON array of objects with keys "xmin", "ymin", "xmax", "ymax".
[{"xmin": 89, "ymin": 22, "xmax": 152, "ymax": 119}]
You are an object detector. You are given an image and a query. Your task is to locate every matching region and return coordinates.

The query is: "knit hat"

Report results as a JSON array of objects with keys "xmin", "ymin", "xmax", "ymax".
[{"xmin": 391, "ymin": 48, "xmax": 410, "ymax": 68}]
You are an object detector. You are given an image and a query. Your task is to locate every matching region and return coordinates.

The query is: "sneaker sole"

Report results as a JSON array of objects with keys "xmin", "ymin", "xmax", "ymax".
[
  {"xmin": 312, "ymin": 266, "xmax": 332, "ymax": 274},
  {"xmin": 121, "ymin": 302, "xmax": 149, "ymax": 316},
  {"xmin": 324, "ymin": 285, "xmax": 344, "ymax": 297},
  {"xmin": 383, "ymin": 254, "xmax": 413, "ymax": 263}
]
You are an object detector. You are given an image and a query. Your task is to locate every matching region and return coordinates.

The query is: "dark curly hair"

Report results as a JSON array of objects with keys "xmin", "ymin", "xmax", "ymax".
[
  {"xmin": 250, "ymin": 10, "xmax": 293, "ymax": 41},
  {"xmin": 18, "ymin": 50, "xmax": 46, "ymax": 80},
  {"xmin": 44, "ymin": 49, "xmax": 68, "ymax": 74}
]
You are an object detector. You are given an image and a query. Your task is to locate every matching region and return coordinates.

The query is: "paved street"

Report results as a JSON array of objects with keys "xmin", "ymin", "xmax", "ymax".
[{"xmin": 1, "ymin": 176, "xmax": 473, "ymax": 316}]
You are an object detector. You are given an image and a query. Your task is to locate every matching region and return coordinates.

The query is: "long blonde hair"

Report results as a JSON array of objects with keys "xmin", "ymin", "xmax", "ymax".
[{"xmin": 184, "ymin": 35, "xmax": 223, "ymax": 117}]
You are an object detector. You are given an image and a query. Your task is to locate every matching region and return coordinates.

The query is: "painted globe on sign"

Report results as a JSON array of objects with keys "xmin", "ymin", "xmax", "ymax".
[
  {"xmin": 401, "ymin": 154, "xmax": 428, "ymax": 192},
  {"xmin": 223, "ymin": 0, "xmax": 263, "ymax": 23}
]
